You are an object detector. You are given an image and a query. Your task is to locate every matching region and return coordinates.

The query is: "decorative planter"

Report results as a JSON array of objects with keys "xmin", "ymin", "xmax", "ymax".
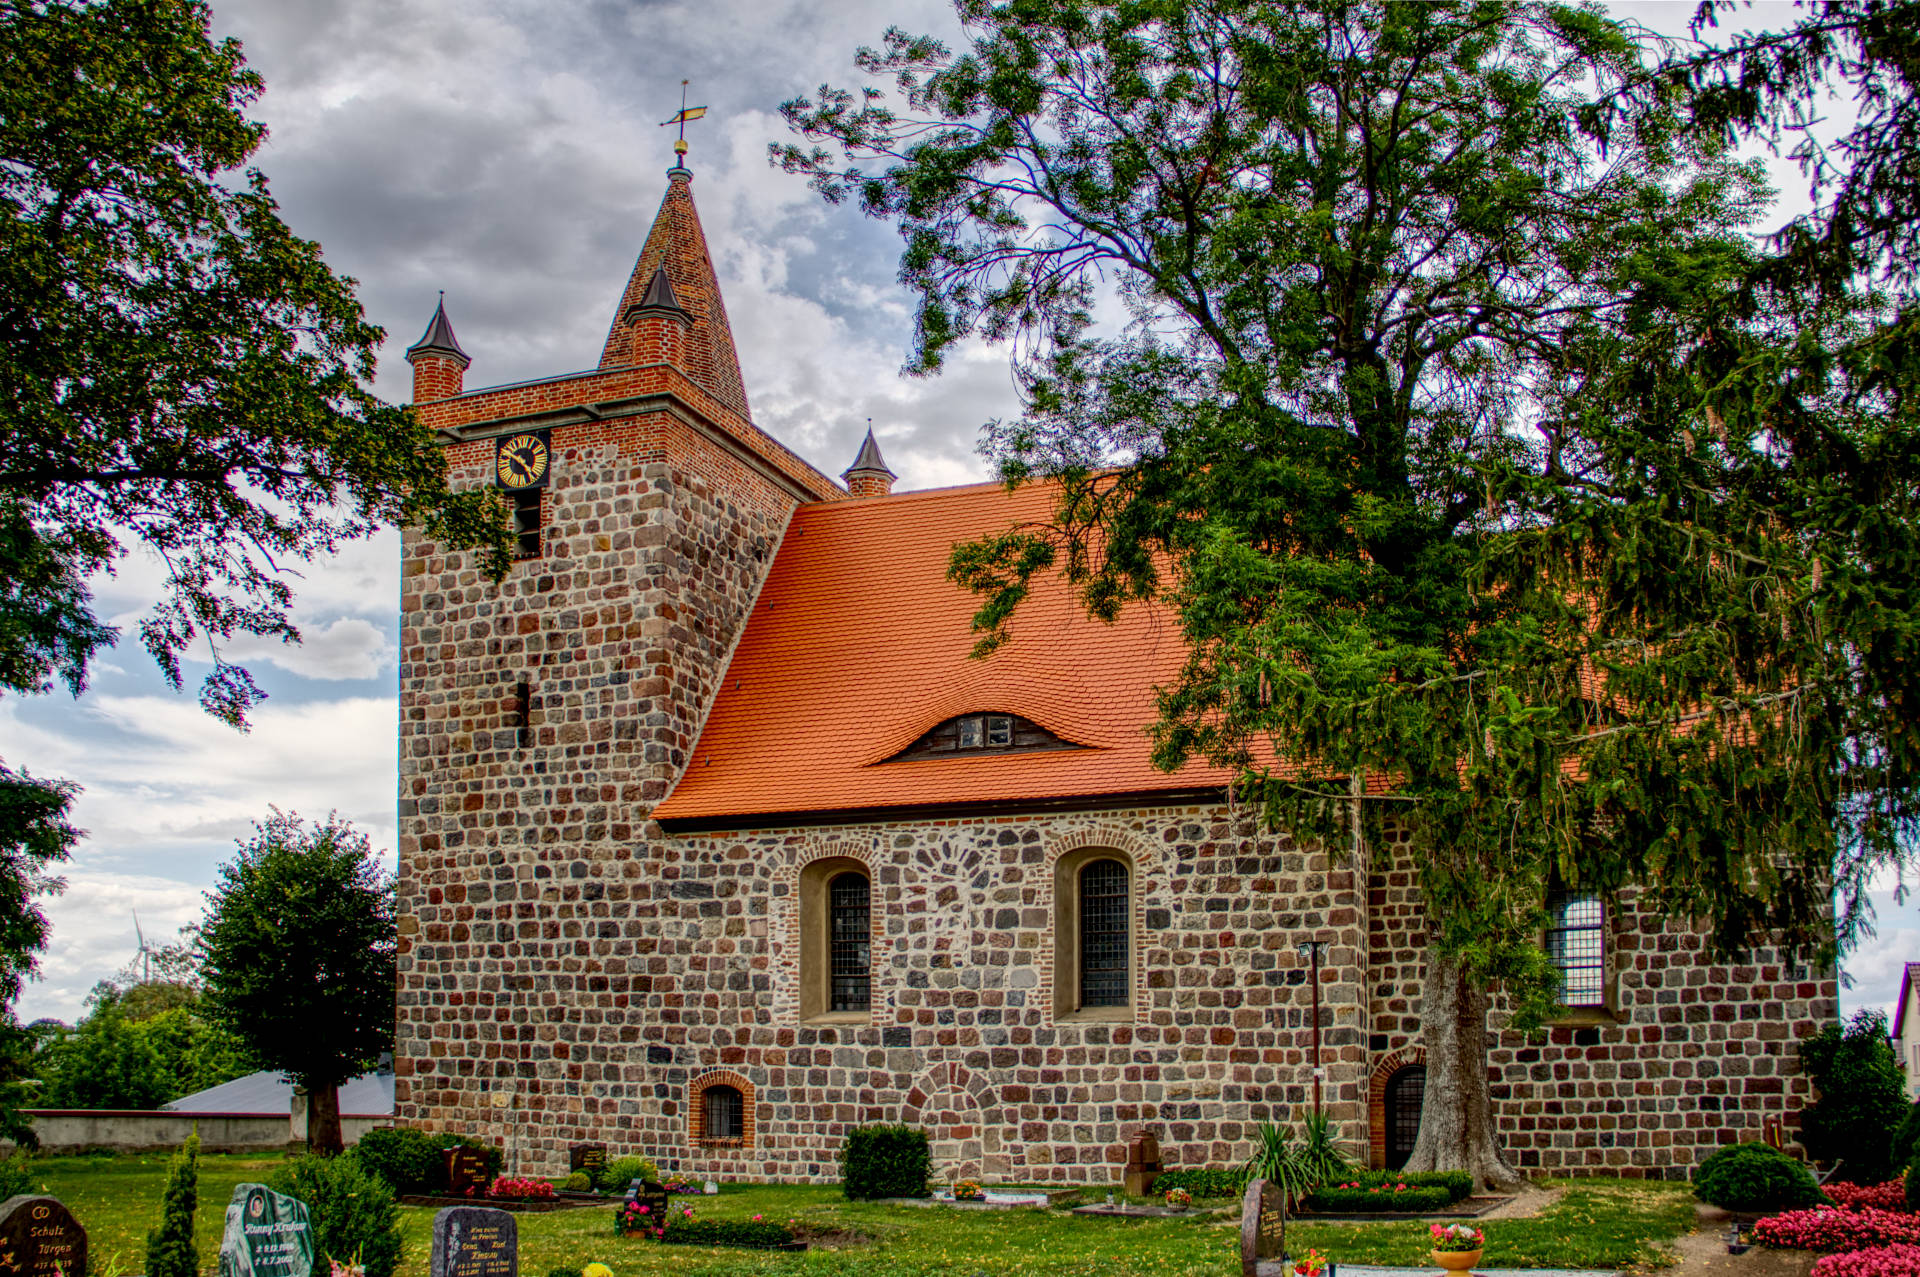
[{"xmin": 1432, "ymin": 1249, "xmax": 1483, "ymax": 1273}]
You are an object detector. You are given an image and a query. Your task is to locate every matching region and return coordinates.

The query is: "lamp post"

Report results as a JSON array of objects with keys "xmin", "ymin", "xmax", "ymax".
[{"xmin": 1297, "ymin": 939, "xmax": 1328, "ymax": 1120}]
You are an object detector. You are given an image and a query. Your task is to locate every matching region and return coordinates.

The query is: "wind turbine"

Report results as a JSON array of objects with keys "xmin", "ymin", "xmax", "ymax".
[{"xmin": 132, "ymin": 911, "xmax": 156, "ymax": 984}]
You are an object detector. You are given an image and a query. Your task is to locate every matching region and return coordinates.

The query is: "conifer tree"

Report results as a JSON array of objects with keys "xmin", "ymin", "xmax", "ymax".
[{"xmin": 145, "ymin": 1131, "xmax": 199, "ymax": 1277}]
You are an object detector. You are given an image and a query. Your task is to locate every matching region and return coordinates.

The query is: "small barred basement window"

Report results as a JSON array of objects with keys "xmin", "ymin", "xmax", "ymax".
[
  {"xmin": 703, "ymin": 1085, "xmax": 742, "ymax": 1140},
  {"xmin": 1546, "ymin": 891, "xmax": 1606, "ymax": 1007},
  {"xmin": 687, "ymin": 1071, "xmax": 755, "ymax": 1148},
  {"xmin": 887, "ymin": 712, "xmax": 1081, "ymax": 761}
]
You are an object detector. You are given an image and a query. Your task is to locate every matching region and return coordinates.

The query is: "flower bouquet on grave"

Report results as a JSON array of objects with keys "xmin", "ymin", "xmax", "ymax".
[
  {"xmin": 328, "ymin": 1259, "xmax": 367, "ymax": 1277},
  {"xmin": 661, "ymin": 1173, "xmax": 700, "ymax": 1194},
  {"xmin": 615, "ymin": 1199, "xmax": 665, "ymax": 1240},
  {"xmin": 953, "ymin": 1180, "xmax": 985, "ymax": 1201},
  {"xmin": 1293, "ymin": 1248, "xmax": 1330, "ymax": 1277},
  {"xmin": 1164, "ymin": 1187, "xmax": 1193, "ymax": 1210}
]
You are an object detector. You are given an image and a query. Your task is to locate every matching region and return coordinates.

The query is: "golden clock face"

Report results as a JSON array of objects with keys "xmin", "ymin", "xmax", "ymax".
[{"xmin": 495, "ymin": 433, "xmax": 549, "ymax": 488}]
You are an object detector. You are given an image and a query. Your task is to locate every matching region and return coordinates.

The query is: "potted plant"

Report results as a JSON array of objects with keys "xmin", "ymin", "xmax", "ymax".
[
  {"xmin": 953, "ymin": 1180, "xmax": 985, "ymax": 1201},
  {"xmin": 1164, "ymin": 1186, "xmax": 1193, "ymax": 1210},
  {"xmin": 1293, "ymin": 1248, "xmax": 1330, "ymax": 1277},
  {"xmin": 1430, "ymin": 1223, "xmax": 1485, "ymax": 1272}
]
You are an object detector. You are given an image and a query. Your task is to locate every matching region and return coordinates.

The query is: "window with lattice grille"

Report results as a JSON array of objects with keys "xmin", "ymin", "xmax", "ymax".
[
  {"xmin": 1078, "ymin": 859, "xmax": 1129, "ymax": 1008},
  {"xmin": 703, "ymin": 1084, "xmax": 742, "ymax": 1141},
  {"xmin": 1546, "ymin": 892, "xmax": 1606, "ymax": 1007},
  {"xmin": 829, "ymin": 872, "xmax": 870, "ymax": 1013}
]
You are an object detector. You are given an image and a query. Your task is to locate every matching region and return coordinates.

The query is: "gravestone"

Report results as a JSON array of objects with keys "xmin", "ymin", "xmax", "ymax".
[
  {"xmin": 1239, "ymin": 1177, "xmax": 1287, "ymax": 1277},
  {"xmin": 566, "ymin": 1145, "xmax": 606, "ymax": 1180},
  {"xmin": 0, "ymin": 1195, "xmax": 86, "ymax": 1277},
  {"xmin": 624, "ymin": 1182, "xmax": 669, "ymax": 1222},
  {"xmin": 218, "ymin": 1184, "xmax": 314, "ymax": 1277},
  {"xmin": 1122, "ymin": 1132, "xmax": 1162, "ymax": 1196},
  {"xmin": 445, "ymin": 1147, "xmax": 491, "ymax": 1197},
  {"xmin": 430, "ymin": 1207, "xmax": 516, "ymax": 1277}
]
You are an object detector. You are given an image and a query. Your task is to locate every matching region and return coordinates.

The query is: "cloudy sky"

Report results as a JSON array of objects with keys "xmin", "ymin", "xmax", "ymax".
[{"xmin": 4, "ymin": 0, "xmax": 1908, "ymax": 1026}]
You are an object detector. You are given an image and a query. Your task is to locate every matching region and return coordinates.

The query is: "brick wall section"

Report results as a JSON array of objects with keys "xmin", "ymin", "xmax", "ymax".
[
  {"xmin": 395, "ymin": 804, "xmax": 1371, "ymax": 1185},
  {"xmin": 1365, "ymin": 834, "xmax": 1839, "ymax": 1180}
]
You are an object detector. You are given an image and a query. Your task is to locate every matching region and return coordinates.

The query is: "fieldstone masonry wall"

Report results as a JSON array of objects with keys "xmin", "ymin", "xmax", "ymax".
[{"xmin": 1367, "ymin": 834, "xmax": 1838, "ymax": 1179}]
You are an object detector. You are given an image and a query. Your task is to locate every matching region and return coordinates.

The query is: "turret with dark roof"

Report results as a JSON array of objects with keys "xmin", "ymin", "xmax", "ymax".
[
  {"xmin": 406, "ymin": 293, "xmax": 469, "ymax": 402},
  {"xmin": 842, "ymin": 427, "xmax": 897, "ymax": 498}
]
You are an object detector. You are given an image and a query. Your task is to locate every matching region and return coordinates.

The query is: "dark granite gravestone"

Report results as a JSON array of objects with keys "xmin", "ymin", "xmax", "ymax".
[
  {"xmin": 1239, "ymin": 1177, "xmax": 1287, "ymax": 1277},
  {"xmin": 565, "ymin": 1145, "xmax": 606, "ymax": 1179},
  {"xmin": 445, "ymin": 1148, "xmax": 491, "ymax": 1197},
  {"xmin": 218, "ymin": 1184, "xmax": 313, "ymax": 1277},
  {"xmin": 624, "ymin": 1182, "xmax": 669, "ymax": 1222},
  {"xmin": 1122, "ymin": 1132, "xmax": 1162, "ymax": 1196},
  {"xmin": 430, "ymin": 1207, "xmax": 516, "ymax": 1277},
  {"xmin": 0, "ymin": 1195, "xmax": 86, "ymax": 1277}
]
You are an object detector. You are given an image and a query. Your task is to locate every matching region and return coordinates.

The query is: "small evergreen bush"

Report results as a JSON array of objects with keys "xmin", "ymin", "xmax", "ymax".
[
  {"xmin": 561, "ymin": 1172, "xmax": 591, "ymax": 1192},
  {"xmin": 1693, "ymin": 1141, "xmax": 1825, "ymax": 1212},
  {"xmin": 270, "ymin": 1153, "xmax": 405, "ymax": 1277},
  {"xmin": 1802, "ymin": 1011, "xmax": 1909, "ymax": 1184},
  {"xmin": 1152, "ymin": 1168, "xmax": 1248, "ymax": 1198},
  {"xmin": 840, "ymin": 1124, "xmax": 931, "ymax": 1200},
  {"xmin": 145, "ymin": 1132, "xmax": 199, "ymax": 1277},
  {"xmin": 596, "ymin": 1155, "xmax": 660, "ymax": 1193},
  {"xmin": 352, "ymin": 1127, "xmax": 443, "ymax": 1194},
  {"xmin": 0, "ymin": 1150, "xmax": 33, "ymax": 1201}
]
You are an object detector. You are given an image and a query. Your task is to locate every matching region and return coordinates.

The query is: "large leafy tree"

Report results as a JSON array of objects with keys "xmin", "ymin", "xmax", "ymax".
[
  {"xmin": 0, "ymin": 0, "xmax": 507, "ymax": 1052},
  {"xmin": 777, "ymin": 0, "xmax": 1919, "ymax": 1187},
  {"xmin": 196, "ymin": 811, "xmax": 395, "ymax": 1154}
]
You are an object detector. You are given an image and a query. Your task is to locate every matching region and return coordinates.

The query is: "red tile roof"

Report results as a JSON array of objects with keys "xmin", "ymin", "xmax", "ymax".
[{"xmin": 652, "ymin": 481, "xmax": 1231, "ymax": 826}]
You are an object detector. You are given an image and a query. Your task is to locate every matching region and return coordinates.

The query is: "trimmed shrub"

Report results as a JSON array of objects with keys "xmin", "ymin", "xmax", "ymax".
[
  {"xmin": 1826, "ymin": 1182, "xmax": 1909, "ymax": 1212},
  {"xmin": 352, "ymin": 1127, "xmax": 443, "ymax": 1194},
  {"xmin": 1754, "ymin": 1208, "xmax": 1920, "ymax": 1252},
  {"xmin": 1814, "ymin": 1243, "xmax": 1920, "ymax": 1277},
  {"xmin": 145, "ymin": 1132, "xmax": 199, "ymax": 1277},
  {"xmin": 1304, "ymin": 1181, "xmax": 1454, "ymax": 1214},
  {"xmin": 1153, "ymin": 1168, "xmax": 1248, "ymax": 1198},
  {"xmin": 596, "ymin": 1155, "xmax": 660, "ymax": 1193},
  {"xmin": 269, "ymin": 1154, "xmax": 405, "ymax": 1277},
  {"xmin": 561, "ymin": 1172, "xmax": 591, "ymax": 1192},
  {"xmin": 1695, "ymin": 1142, "xmax": 1825, "ymax": 1212},
  {"xmin": 840, "ymin": 1124, "xmax": 932, "ymax": 1200}
]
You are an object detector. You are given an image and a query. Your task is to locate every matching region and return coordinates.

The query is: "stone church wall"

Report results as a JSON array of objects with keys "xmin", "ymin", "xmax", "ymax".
[
  {"xmin": 1366, "ymin": 833, "xmax": 1839, "ymax": 1180},
  {"xmin": 396, "ymin": 803, "xmax": 1373, "ymax": 1183}
]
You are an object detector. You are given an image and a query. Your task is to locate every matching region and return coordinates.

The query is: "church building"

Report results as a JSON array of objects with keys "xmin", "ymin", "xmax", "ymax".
[{"xmin": 393, "ymin": 150, "xmax": 1839, "ymax": 1184}]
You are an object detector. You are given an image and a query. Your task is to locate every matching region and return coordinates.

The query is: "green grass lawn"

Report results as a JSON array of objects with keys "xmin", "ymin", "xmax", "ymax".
[{"xmin": 28, "ymin": 1154, "xmax": 1697, "ymax": 1277}]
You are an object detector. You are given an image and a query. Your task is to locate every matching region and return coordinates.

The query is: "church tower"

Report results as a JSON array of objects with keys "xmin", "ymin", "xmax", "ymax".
[{"xmin": 393, "ymin": 154, "xmax": 844, "ymax": 1144}]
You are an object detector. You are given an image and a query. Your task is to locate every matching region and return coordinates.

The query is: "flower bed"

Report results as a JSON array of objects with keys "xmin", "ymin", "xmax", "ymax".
[
  {"xmin": 1814, "ymin": 1245, "xmax": 1920, "ymax": 1277},
  {"xmin": 614, "ymin": 1201, "xmax": 797, "ymax": 1250},
  {"xmin": 1755, "ymin": 1208, "xmax": 1920, "ymax": 1252},
  {"xmin": 484, "ymin": 1176, "xmax": 556, "ymax": 1201},
  {"xmin": 1828, "ymin": 1184, "xmax": 1911, "ymax": 1213},
  {"xmin": 1305, "ymin": 1181, "xmax": 1454, "ymax": 1214}
]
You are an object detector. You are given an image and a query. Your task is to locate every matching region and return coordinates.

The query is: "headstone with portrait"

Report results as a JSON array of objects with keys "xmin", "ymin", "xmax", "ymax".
[{"xmin": 218, "ymin": 1184, "xmax": 314, "ymax": 1277}]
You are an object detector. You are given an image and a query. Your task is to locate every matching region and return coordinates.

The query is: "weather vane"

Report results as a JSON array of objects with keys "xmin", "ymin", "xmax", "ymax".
[{"xmin": 660, "ymin": 79, "xmax": 708, "ymax": 162}]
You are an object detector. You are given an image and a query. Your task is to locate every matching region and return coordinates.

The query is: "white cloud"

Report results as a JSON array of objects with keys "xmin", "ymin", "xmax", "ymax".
[{"xmin": 223, "ymin": 617, "xmax": 396, "ymax": 682}]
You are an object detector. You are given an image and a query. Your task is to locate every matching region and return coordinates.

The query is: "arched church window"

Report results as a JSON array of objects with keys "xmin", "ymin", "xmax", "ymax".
[
  {"xmin": 829, "ymin": 871, "xmax": 871, "ymax": 1013},
  {"xmin": 1079, "ymin": 859, "xmax": 1129, "ymax": 1008}
]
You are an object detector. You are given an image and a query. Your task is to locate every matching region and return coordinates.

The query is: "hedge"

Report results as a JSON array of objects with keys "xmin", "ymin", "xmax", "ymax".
[
  {"xmin": 1304, "ymin": 1183, "xmax": 1454, "ymax": 1214},
  {"xmin": 840, "ymin": 1125, "xmax": 931, "ymax": 1200},
  {"xmin": 659, "ymin": 1220, "xmax": 796, "ymax": 1250},
  {"xmin": 1153, "ymin": 1168, "xmax": 1248, "ymax": 1198}
]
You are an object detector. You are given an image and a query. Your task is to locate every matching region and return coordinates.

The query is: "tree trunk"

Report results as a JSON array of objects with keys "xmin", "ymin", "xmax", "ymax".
[
  {"xmin": 1401, "ymin": 950, "xmax": 1524, "ymax": 1193},
  {"xmin": 307, "ymin": 1083, "xmax": 344, "ymax": 1155}
]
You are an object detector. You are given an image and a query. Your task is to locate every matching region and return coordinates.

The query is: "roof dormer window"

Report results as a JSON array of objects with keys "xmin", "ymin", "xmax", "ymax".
[{"xmin": 886, "ymin": 713, "xmax": 1081, "ymax": 762}]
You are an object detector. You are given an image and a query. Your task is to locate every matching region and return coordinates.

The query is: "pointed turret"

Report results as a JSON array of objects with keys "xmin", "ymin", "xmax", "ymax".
[
  {"xmin": 406, "ymin": 293, "xmax": 470, "ymax": 402},
  {"xmin": 601, "ymin": 165, "xmax": 750, "ymax": 420},
  {"xmin": 842, "ymin": 427, "xmax": 897, "ymax": 498}
]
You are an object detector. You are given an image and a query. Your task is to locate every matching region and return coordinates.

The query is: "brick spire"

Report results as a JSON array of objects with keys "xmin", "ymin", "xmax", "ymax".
[{"xmin": 600, "ymin": 165, "xmax": 751, "ymax": 420}]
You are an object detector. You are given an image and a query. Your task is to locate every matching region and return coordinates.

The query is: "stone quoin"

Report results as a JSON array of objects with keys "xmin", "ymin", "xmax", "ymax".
[{"xmin": 394, "ymin": 147, "xmax": 1839, "ymax": 1184}]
